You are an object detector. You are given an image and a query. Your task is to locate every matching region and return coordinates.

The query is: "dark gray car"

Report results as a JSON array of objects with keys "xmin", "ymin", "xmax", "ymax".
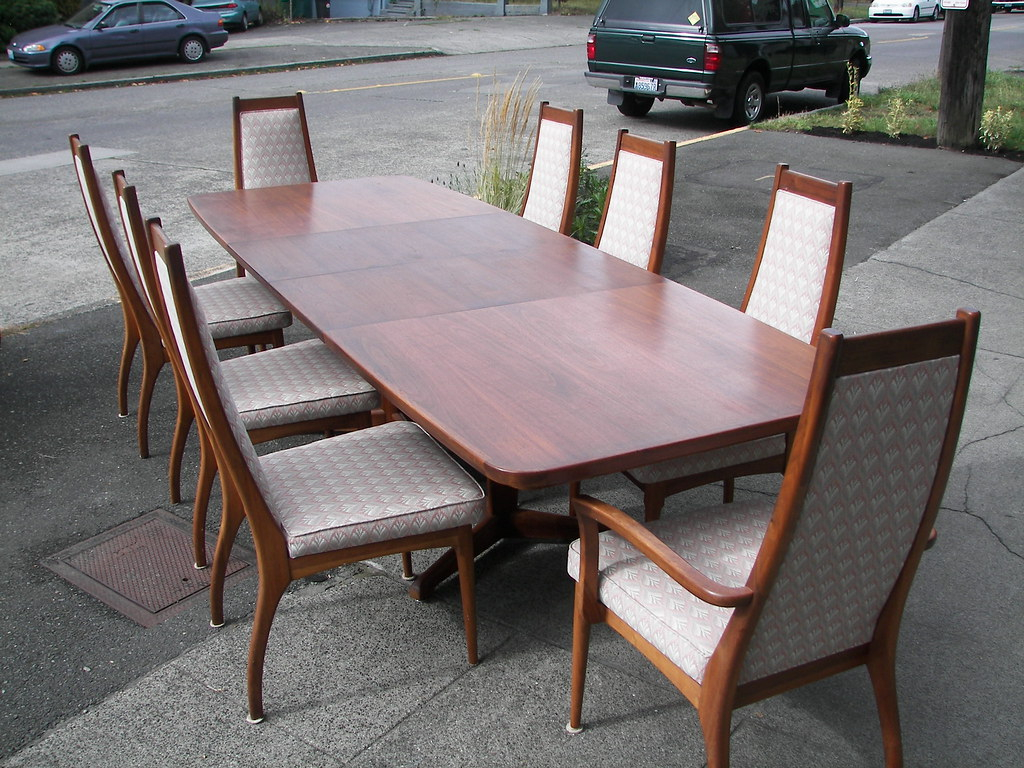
[{"xmin": 6, "ymin": 0, "xmax": 228, "ymax": 75}]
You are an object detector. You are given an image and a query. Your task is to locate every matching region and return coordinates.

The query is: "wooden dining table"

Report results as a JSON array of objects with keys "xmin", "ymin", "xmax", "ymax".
[{"xmin": 189, "ymin": 175, "xmax": 815, "ymax": 597}]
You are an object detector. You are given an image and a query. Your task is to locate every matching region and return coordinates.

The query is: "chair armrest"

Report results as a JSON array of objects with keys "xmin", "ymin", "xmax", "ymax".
[{"xmin": 572, "ymin": 494, "xmax": 755, "ymax": 608}]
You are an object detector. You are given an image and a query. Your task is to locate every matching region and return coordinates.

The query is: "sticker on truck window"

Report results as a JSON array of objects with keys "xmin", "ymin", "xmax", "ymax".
[{"xmin": 688, "ymin": 11, "xmax": 701, "ymax": 24}]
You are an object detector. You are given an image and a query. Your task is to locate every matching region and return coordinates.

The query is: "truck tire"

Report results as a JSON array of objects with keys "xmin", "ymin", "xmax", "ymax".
[
  {"xmin": 617, "ymin": 93, "xmax": 655, "ymax": 118},
  {"xmin": 837, "ymin": 58, "xmax": 865, "ymax": 103},
  {"xmin": 732, "ymin": 72, "xmax": 766, "ymax": 125}
]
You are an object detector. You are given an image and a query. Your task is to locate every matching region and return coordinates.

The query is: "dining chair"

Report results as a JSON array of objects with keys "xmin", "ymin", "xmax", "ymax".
[
  {"xmin": 231, "ymin": 92, "xmax": 318, "ymax": 277},
  {"xmin": 624, "ymin": 164, "xmax": 853, "ymax": 520},
  {"xmin": 519, "ymin": 101, "xmax": 584, "ymax": 236},
  {"xmin": 233, "ymin": 92, "xmax": 317, "ymax": 191},
  {"xmin": 593, "ymin": 129, "xmax": 676, "ymax": 274},
  {"xmin": 567, "ymin": 308, "xmax": 980, "ymax": 768},
  {"xmin": 147, "ymin": 219, "xmax": 485, "ymax": 723},
  {"xmin": 115, "ymin": 171, "xmax": 382, "ymax": 569},
  {"xmin": 69, "ymin": 134, "xmax": 292, "ymax": 472}
]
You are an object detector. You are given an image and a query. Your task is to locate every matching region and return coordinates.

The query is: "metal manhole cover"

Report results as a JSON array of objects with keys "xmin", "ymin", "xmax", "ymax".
[{"xmin": 44, "ymin": 509, "xmax": 253, "ymax": 628}]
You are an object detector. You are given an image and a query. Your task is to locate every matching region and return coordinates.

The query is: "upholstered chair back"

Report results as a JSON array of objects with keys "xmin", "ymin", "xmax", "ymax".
[
  {"xmin": 70, "ymin": 137, "xmax": 149, "ymax": 320},
  {"xmin": 742, "ymin": 164, "xmax": 852, "ymax": 345},
  {"xmin": 520, "ymin": 102, "xmax": 583, "ymax": 235},
  {"xmin": 739, "ymin": 346, "xmax": 963, "ymax": 683},
  {"xmin": 233, "ymin": 93, "xmax": 317, "ymax": 190},
  {"xmin": 594, "ymin": 130, "xmax": 676, "ymax": 273},
  {"xmin": 148, "ymin": 225, "xmax": 271, "ymax": 502}
]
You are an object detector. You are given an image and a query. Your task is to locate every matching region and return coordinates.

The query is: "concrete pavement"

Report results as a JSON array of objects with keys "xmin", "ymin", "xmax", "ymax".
[{"xmin": 1, "ymin": 14, "xmax": 1022, "ymax": 768}]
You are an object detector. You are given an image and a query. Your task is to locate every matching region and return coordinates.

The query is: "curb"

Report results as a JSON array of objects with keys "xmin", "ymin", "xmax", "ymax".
[{"xmin": 0, "ymin": 49, "xmax": 441, "ymax": 98}]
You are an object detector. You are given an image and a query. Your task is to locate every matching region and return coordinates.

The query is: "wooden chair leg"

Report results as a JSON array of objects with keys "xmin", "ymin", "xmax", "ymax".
[
  {"xmin": 867, "ymin": 649, "xmax": 905, "ymax": 768},
  {"xmin": 723, "ymin": 478, "xmax": 735, "ymax": 504},
  {"xmin": 453, "ymin": 526, "xmax": 478, "ymax": 665},
  {"xmin": 192, "ymin": 428, "xmax": 217, "ymax": 569},
  {"xmin": 209, "ymin": 483, "xmax": 244, "ymax": 628},
  {"xmin": 136, "ymin": 344, "xmax": 165, "ymax": 459},
  {"xmin": 643, "ymin": 486, "xmax": 667, "ymax": 522},
  {"xmin": 400, "ymin": 552, "xmax": 414, "ymax": 580},
  {"xmin": 567, "ymin": 585, "xmax": 592, "ymax": 733},
  {"xmin": 169, "ymin": 376, "xmax": 194, "ymax": 504},
  {"xmin": 247, "ymin": 570, "xmax": 289, "ymax": 724},
  {"xmin": 699, "ymin": 699, "xmax": 734, "ymax": 768},
  {"xmin": 117, "ymin": 318, "xmax": 140, "ymax": 418}
]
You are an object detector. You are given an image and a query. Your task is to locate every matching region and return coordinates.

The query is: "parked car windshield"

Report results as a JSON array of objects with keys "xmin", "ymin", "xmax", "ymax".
[
  {"xmin": 599, "ymin": 0, "xmax": 707, "ymax": 27},
  {"xmin": 66, "ymin": 1, "xmax": 116, "ymax": 28}
]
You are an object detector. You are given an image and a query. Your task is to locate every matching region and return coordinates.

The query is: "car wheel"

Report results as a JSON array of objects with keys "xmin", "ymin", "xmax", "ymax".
[
  {"xmin": 911, "ymin": 6, "xmax": 920, "ymax": 21},
  {"xmin": 616, "ymin": 93, "xmax": 655, "ymax": 118},
  {"xmin": 51, "ymin": 46, "xmax": 83, "ymax": 76},
  {"xmin": 837, "ymin": 59, "xmax": 864, "ymax": 103},
  {"xmin": 931, "ymin": 3, "xmax": 940, "ymax": 19},
  {"xmin": 733, "ymin": 72, "xmax": 766, "ymax": 125},
  {"xmin": 240, "ymin": 13, "xmax": 249, "ymax": 31},
  {"xmin": 179, "ymin": 36, "xmax": 206, "ymax": 64},
  {"xmin": 256, "ymin": 9, "xmax": 264, "ymax": 25}
]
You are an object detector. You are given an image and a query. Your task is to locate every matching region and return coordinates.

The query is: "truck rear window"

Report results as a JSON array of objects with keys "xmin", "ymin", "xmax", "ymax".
[{"xmin": 600, "ymin": 0, "xmax": 706, "ymax": 27}]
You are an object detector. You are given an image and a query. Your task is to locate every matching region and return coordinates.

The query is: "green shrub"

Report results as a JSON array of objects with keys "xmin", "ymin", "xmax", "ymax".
[{"xmin": 1, "ymin": 0, "xmax": 60, "ymax": 44}]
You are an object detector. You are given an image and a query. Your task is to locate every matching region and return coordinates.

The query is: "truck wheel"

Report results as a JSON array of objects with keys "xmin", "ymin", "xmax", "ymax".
[
  {"xmin": 616, "ymin": 94, "xmax": 655, "ymax": 118},
  {"xmin": 733, "ymin": 72, "xmax": 766, "ymax": 125}
]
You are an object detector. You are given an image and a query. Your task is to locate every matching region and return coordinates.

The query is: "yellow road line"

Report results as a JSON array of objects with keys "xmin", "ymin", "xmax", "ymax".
[
  {"xmin": 589, "ymin": 125, "xmax": 750, "ymax": 169},
  {"xmin": 307, "ymin": 73, "xmax": 486, "ymax": 96}
]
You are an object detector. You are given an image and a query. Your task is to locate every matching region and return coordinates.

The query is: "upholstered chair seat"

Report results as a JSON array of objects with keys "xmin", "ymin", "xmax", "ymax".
[
  {"xmin": 221, "ymin": 339, "xmax": 379, "ymax": 430},
  {"xmin": 625, "ymin": 436, "xmax": 785, "ymax": 486},
  {"xmin": 263, "ymin": 420, "xmax": 485, "ymax": 558},
  {"xmin": 195, "ymin": 277, "xmax": 292, "ymax": 339}
]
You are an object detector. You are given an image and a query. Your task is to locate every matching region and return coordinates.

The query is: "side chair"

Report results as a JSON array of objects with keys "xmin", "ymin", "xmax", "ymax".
[
  {"xmin": 115, "ymin": 171, "xmax": 382, "ymax": 569},
  {"xmin": 147, "ymin": 219, "xmax": 485, "ymax": 724},
  {"xmin": 520, "ymin": 101, "xmax": 584, "ymax": 236},
  {"xmin": 69, "ymin": 134, "xmax": 292, "ymax": 471},
  {"xmin": 593, "ymin": 129, "xmax": 676, "ymax": 274},
  {"xmin": 568, "ymin": 308, "xmax": 981, "ymax": 768},
  {"xmin": 624, "ymin": 164, "xmax": 853, "ymax": 520}
]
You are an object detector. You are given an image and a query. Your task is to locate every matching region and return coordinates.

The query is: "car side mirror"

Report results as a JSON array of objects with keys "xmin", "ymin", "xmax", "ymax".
[{"xmin": 835, "ymin": 13, "xmax": 851, "ymax": 27}]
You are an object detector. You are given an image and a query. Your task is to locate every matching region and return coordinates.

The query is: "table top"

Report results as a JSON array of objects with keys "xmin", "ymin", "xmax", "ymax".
[{"xmin": 190, "ymin": 177, "xmax": 815, "ymax": 489}]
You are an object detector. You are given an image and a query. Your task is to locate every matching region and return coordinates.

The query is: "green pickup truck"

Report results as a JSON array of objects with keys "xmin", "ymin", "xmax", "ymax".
[{"xmin": 585, "ymin": 0, "xmax": 872, "ymax": 124}]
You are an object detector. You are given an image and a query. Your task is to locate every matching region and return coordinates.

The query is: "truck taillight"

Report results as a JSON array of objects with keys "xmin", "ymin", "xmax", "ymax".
[
  {"xmin": 704, "ymin": 43, "xmax": 721, "ymax": 72},
  {"xmin": 587, "ymin": 33, "xmax": 596, "ymax": 61}
]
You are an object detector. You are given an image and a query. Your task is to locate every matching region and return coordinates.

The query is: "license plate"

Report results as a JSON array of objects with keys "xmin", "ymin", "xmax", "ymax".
[{"xmin": 632, "ymin": 76, "xmax": 660, "ymax": 93}]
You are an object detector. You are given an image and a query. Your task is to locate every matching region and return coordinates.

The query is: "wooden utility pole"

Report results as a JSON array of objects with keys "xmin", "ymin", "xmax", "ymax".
[{"xmin": 937, "ymin": 1, "xmax": 994, "ymax": 150}]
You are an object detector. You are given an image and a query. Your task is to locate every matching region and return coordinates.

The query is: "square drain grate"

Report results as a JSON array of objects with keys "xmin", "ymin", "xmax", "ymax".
[{"xmin": 44, "ymin": 509, "xmax": 254, "ymax": 628}]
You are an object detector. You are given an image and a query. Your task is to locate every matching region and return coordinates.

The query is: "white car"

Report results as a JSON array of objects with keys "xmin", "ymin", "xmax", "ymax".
[{"xmin": 868, "ymin": 0, "xmax": 944, "ymax": 21}]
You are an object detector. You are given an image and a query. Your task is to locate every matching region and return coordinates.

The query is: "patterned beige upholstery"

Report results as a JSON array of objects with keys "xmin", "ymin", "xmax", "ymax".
[
  {"xmin": 597, "ymin": 150, "xmax": 667, "ymax": 269},
  {"xmin": 238, "ymin": 108, "xmax": 314, "ymax": 189},
  {"xmin": 155, "ymin": 253, "xmax": 485, "ymax": 561},
  {"xmin": 568, "ymin": 500, "xmax": 772, "ymax": 682},
  {"xmin": 626, "ymin": 435, "xmax": 785, "ymax": 485},
  {"xmin": 264, "ymin": 422, "xmax": 486, "ymax": 557},
  {"xmin": 221, "ymin": 338, "xmax": 380, "ymax": 430},
  {"xmin": 740, "ymin": 356, "xmax": 958, "ymax": 682},
  {"xmin": 522, "ymin": 118, "xmax": 575, "ymax": 232},
  {"xmin": 117, "ymin": 189, "xmax": 292, "ymax": 339},
  {"xmin": 743, "ymin": 189, "xmax": 837, "ymax": 343}
]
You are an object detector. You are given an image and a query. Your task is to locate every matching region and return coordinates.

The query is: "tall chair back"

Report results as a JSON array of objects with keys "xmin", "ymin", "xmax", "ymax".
[
  {"xmin": 232, "ymin": 93, "xmax": 318, "ymax": 190},
  {"xmin": 593, "ymin": 129, "xmax": 676, "ymax": 273},
  {"xmin": 741, "ymin": 163, "xmax": 852, "ymax": 344},
  {"xmin": 520, "ymin": 101, "xmax": 584, "ymax": 236}
]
